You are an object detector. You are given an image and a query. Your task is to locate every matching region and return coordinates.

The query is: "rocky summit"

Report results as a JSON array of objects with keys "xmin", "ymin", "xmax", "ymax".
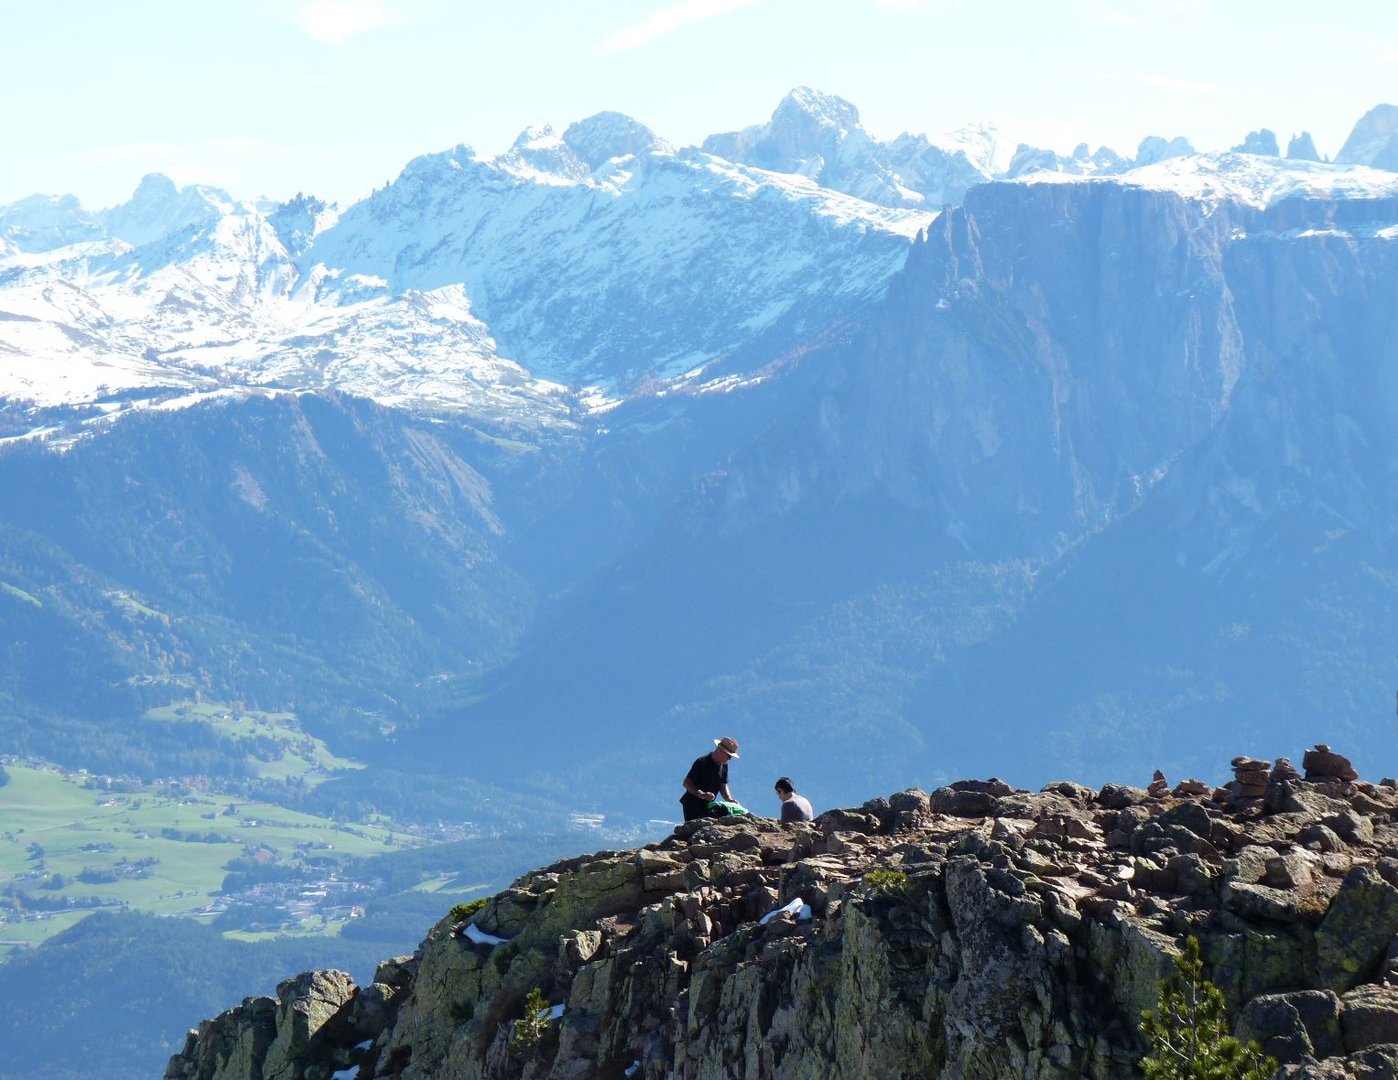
[{"xmin": 166, "ymin": 747, "xmax": 1398, "ymax": 1079}]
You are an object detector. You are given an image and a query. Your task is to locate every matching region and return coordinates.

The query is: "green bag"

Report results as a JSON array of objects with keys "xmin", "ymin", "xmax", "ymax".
[{"xmin": 707, "ymin": 799, "xmax": 748, "ymax": 816}]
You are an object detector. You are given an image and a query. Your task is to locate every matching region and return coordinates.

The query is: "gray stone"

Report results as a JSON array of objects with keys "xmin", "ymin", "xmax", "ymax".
[
  {"xmin": 1238, "ymin": 989, "xmax": 1343, "ymax": 1065},
  {"xmin": 1223, "ymin": 881, "xmax": 1300, "ymax": 923},
  {"xmin": 1300, "ymin": 823, "xmax": 1347, "ymax": 853},
  {"xmin": 1340, "ymin": 984, "xmax": 1398, "ymax": 1052},
  {"xmin": 930, "ymin": 787, "xmax": 996, "ymax": 817},
  {"xmin": 1156, "ymin": 802, "xmax": 1215, "ymax": 840},
  {"xmin": 1096, "ymin": 784, "xmax": 1149, "ymax": 809},
  {"xmin": 1317, "ymin": 865, "xmax": 1398, "ymax": 992},
  {"xmin": 1325, "ymin": 810, "xmax": 1376, "ymax": 846}
]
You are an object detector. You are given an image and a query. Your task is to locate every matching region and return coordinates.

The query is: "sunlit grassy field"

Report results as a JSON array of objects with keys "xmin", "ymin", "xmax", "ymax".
[
  {"xmin": 0, "ymin": 765, "xmax": 417, "ymax": 950},
  {"xmin": 143, "ymin": 702, "xmax": 363, "ymax": 783}
]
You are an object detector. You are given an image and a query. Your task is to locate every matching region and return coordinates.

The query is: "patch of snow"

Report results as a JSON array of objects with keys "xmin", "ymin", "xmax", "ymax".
[
  {"xmin": 462, "ymin": 923, "xmax": 508, "ymax": 946},
  {"xmin": 759, "ymin": 896, "xmax": 805, "ymax": 924},
  {"xmin": 1016, "ymin": 153, "xmax": 1398, "ymax": 211}
]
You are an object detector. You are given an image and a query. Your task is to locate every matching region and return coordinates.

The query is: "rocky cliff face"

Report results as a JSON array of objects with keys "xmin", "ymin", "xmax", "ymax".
[{"xmin": 168, "ymin": 748, "xmax": 1398, "ymax": 1079}]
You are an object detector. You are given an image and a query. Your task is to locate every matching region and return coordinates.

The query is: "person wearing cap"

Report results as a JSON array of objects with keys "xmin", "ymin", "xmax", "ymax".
[
  {"xmin": 773, "ymin": 777, "xmax": 814, "ymax": 824},
  {"xmin": 680, "ymin": 737, "xmax": 740, "ymax": 821}
]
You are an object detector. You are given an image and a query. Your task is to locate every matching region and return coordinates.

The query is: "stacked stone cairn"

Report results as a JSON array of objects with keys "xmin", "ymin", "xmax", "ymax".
[
  {"xmin": 1227, "ymin": 756, "xmax": 1272, "ymax": 813},
  {"xmin": 1304, "ymin": 744, "xmax": 1360, "ymax": 783},
  {"xmin": 167, "ymin": 743, "xmax": 1398, "ymax": 1080}
]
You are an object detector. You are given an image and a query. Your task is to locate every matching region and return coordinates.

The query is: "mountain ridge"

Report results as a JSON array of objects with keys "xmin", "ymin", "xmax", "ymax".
[
  {"xmin": 163, "ymin": 750, "xmax": 1398, "ymax": 1080},
  {"xmin": 3, "ymin": 90, "xmax": 1396, "ymax": 440}
]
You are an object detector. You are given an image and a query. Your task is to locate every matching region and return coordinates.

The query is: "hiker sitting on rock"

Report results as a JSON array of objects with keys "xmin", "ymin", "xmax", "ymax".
[
  {"xmin": 774, "ymin": 776, "xmax": 814, "ymax": 824},
  {"xmin": 680, "ymin": 737, "xmax": 740, "ymax": 821}
]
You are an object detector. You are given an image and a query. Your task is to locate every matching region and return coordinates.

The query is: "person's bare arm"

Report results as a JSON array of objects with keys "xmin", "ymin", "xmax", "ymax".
[{"xmin": 720, "ymin": 782, "xmax": 734, "ymax": 803}]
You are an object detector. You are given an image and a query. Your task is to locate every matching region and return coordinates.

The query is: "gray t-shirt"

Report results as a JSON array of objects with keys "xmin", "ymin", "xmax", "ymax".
[{"xmin": 779, "ymin": 794, "xmax": 814, "ymax": 824}]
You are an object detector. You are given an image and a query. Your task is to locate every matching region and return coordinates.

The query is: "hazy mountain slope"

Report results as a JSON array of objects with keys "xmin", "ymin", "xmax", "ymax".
[
  {"xmin": 0, "ymin": 393, "xmax": 540, "ymax": 765},
  {"xmin": 400, "ymin": 161, "xmax": 1398, "ymax": 817},
  {"xmin": 4, "ymin": 129, "xmax": 1398, "ymax": 827}
]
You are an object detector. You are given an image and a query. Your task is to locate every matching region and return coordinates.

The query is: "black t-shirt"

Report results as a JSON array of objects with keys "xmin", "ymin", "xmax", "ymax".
[{"xmin": 680, "ymin": 752, "xmax": 727, "ymax": 816}]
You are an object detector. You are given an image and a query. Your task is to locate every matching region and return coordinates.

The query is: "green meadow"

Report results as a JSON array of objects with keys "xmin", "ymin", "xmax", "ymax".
[
  {"xmin": 142, "ymin": 702, "xmax": 363, "ymax": 782},
  {"xmin": 0, "ymin": 764, "xmax": 417, "ymax": 950}
]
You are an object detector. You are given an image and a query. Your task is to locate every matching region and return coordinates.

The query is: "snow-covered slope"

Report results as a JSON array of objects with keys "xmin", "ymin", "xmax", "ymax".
[
  {"xmin": 1015, "ymin": 152, "xmax": 1398, "ymax": 211},
  {"xmin": 0, "ymin": 182, "xmax": 571, "ymax": 430},
  {"xmin": 0, "ymin": 109, "xmax": 933, "ymax": 434},
  {"xmin": 5, "ymin": 91, "xmax": 1397, "ymax": 444},
  {"xmin": 702, "ymin": 86, "xmax": 1006, "ymax": 209},
  {"xmin": 305, "ymin": 120, "xmax": 932, "ymax": 387}
]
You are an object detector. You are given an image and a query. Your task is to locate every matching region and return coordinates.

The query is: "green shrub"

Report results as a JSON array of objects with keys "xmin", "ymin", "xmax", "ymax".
[
  {"xmin": 448, "ymin": 896, "xmax": 488, "ymax": 924},
  {"xmin": 1139, "ymin": 937, "xmax": 1276, "ymax": 1080},
  {"xmin": 508, "ymin": 987, "xmax": 552, "ymax": 1056},
  {"xmin": 490, "ymin": 941, "xmax": 518, "ymax": 975},
  {"xmin": 862, "ymin": 866, "xmax": 909, "ymax": 894}
]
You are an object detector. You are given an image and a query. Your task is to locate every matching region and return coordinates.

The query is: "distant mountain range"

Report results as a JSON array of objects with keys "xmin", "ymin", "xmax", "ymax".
[{"xmin": 3, "ymin": 89, "xmax": 1398, "ymax": 828}]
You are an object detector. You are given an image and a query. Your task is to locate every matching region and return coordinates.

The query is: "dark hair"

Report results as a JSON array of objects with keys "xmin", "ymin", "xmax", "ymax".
[{"xmin": 774, "ymin": 777, "xmax": 795, "ymax": 795}]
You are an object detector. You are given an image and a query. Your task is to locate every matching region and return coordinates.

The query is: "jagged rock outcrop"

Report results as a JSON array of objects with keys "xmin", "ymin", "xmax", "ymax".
[
  {"xmin": 168, "ymin": 753, "xmax": 1398, "ymax": 1079},
  {"xmin": 1336, "ymin": 104, "xmax": 1398, "ymax": 171}
]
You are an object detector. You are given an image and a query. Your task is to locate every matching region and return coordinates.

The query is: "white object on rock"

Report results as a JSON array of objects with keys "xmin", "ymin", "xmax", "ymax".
[
  {"xmin": 463, "ymin": 923, "xmax": 509, "ymax": 946},
  {"xmin": 760, "ymin": 897, "xmax": 804, "ymax": 924}
]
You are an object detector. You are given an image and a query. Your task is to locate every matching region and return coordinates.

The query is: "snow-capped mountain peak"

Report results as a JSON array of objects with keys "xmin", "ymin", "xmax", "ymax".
[
  {"xmin": 703, "ymin": 88, "xmax": 993, "ymax": 210},
  {"xmin": 932, "ymin": 121, "xmax": 1016, "ymax": 176},
  {"xmin": 495, "ymin": 124, "xmax": 590, "ymax": 182},
  {"xmin": 770, "ymin": 85, "xmax": 863, "ymax": 140},
  {"xmin": 105, "ymin": 173, "xmax": 234, "ymax": 248},
  {"xmin": 0, "ymin": 192, "xmax": 104, "ymax": 253},
  {"xmin": 1337, "ymin": 103, "xmax": 1398, "ymax": 170},
  {"xmin": 1135, "ymin": 135, "xmax": 1197, "ymax": 167},
  {"xmin": 6, "ymin": 90, "xmax": 1398, "ymax": 448},
  {"xmin": 561, "ymin": 112, "xmax": 673, "ymax": 173}
]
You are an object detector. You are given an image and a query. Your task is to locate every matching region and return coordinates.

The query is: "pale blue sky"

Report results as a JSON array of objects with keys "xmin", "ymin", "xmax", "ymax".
[{"xmin": 3, "ymin": 0, "xmax": 1395, "ymax": 210}]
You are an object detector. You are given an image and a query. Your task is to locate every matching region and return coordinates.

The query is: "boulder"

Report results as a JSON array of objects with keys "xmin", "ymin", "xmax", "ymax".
[
  {"xmin": 1316, "ymin": 866, "xmax": 1398, "ymax": 992},
  {"xmin": 1304, "ymin": 745, "xmax": 1360, "ymax": 782},
  {"xmin": 1340, "ymin": 984, "xmax": 1398, "ymax": 1052},
  {"xmin": 1222, "ymin": 881, "xmax": 1300, "ymax": 923},
  {"xmin": 261, "ymin": 970, "xmax": 357, "ymax": 1080},
  {"xmin": 930, "ymin": 787, "xmax": 996, "ymax": 818},
  {"xmin": 1096, "ymin": 784, "xmax": 1149, "ymax": 809},
  {"xmin": 1238, "ymin": 989, "xmax": 1343, "ymax": 1065}
]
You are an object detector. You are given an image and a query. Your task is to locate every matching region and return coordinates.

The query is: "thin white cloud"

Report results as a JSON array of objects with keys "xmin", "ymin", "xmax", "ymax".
[
  {"xmin": 599, "ymin": 0, "xmax": 764, "ymax": 53},
  {"xmin": 296, "ymin": 0, "xmax": 397, "ymax": 45}
]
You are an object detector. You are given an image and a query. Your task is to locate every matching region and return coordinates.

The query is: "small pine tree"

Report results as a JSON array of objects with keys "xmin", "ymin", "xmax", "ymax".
[
  {"xmin": 1139, "ymin": 936, "xmax": 1277, "ymax": 1080},
  {"xmin": 508, "ymin": 987, "xmax": 552, "ymax": 1057}
]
